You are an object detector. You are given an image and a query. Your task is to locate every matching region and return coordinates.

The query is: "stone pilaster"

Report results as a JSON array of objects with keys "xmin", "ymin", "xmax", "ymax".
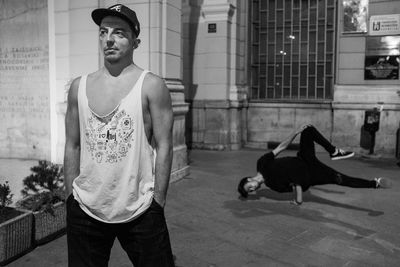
[
  {"xmin": 186, "ymin": 0, "xmax": 247, "ymax": 150},
  {"xmin": 145, "ymin": 0, "xmax": 190, "ymax": 180},
  {"xmin": 166, "ymin": 79, "xmax": 190, "ymax": 182}
]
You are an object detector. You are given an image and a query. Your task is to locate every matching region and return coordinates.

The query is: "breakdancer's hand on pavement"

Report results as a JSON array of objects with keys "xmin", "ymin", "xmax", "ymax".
[{"xmin": 290, "ymin": 199, "xmax": 302, "ymax": 206}]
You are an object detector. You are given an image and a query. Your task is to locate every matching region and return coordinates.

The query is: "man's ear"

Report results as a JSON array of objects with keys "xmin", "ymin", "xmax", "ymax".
[{"xmin": 133, "ymin": 38, "xmax": 141, "ymax": 49}]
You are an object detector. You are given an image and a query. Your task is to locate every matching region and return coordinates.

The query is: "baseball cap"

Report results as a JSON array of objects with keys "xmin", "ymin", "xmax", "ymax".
[{"xmin": 92, "ymin": 4, "xmax": 140, "ymax": 37}]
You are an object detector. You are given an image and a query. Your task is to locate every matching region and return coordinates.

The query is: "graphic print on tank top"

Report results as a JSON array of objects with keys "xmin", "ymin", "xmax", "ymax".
[{"xmin": 84, "ymin": 108, "xmax": 135, "ymax": 164}]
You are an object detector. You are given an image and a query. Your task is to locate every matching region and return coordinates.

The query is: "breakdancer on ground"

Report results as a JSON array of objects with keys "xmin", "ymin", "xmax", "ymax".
[{"xmin": 237, "ymin": 124, "xmax": 390, "ymax": 205}]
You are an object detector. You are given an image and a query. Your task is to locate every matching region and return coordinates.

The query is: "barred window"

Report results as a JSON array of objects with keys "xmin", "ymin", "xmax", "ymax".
[{"xmin": 249, "ymin": 0, "xmax": 336, "ymax": 100}]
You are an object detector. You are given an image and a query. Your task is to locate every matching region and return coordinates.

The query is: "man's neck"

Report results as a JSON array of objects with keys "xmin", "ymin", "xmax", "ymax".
[{"xmin": 104, "ymin": 59, "xmax": 134, "ymax": 77}]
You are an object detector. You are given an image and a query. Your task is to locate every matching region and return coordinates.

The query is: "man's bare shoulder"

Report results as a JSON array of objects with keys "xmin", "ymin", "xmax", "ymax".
[
  {"xmin": 67, "ymin": 76, "xmax": 82, "ymax": 103},
  {"xmin": 142, "ymin": 72, "xmax": 167, "ymax": 98},
  {"xmin": 87, "ymin": 69, "xmax": 103, "ymax": 82},
  {"xmin": 70, "ymin": 76, "xmax": 81, "ymax": 88}
]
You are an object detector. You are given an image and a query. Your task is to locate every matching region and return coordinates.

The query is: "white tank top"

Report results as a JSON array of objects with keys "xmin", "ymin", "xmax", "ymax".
[{"xmin": 72, "ymin": 70, "xmax": 155, "ymax": 223}]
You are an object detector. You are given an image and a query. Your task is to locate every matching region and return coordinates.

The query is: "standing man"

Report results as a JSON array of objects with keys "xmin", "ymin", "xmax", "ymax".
[
  {"xmin": 64, "ymin": 4, "xmax": 175, "ymax": 266},
  {"xmin": 237, "ymin": 124, "xmax": 391, "ymax": 204}
]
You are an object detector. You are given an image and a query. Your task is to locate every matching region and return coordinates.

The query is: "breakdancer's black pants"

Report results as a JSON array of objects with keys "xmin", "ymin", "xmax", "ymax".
[{"xmin": 297, "ymin": 126, "xmax": 376, "ymax": 188}]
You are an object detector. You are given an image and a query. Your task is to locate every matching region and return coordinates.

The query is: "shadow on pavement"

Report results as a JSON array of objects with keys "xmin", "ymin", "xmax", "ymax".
[
  {"xmin": 224, "ymin": 189, "xmax": 383, "ymax": 238},
  {"xmin": 311, "ymin": 187, "xmax": 346, "ymax": 194},
  {"xmin": 245, "ymin": 188, "xmax": 384, "ymax": 217},
  {"xmin": 358, "ymin": 157, "xmax": 399, "ymax": 169}
]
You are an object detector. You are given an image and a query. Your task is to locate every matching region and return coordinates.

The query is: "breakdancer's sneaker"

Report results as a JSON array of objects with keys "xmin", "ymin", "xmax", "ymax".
[
  {"xmin": 374, "ymin": 177, "xmax": 391, "ymax": 189},
  {"xmin": 330, "ymin": 148, "xmax": 355, "ymax": 160}
]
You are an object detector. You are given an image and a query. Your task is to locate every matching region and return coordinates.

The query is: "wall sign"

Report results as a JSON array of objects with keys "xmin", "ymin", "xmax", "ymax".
[
  {"xmin": 365, "ymin": 36, "xmax": 400, "ymax": 80},
  {"xmin": 343, "ymin": 0, "xmax": 368, "ymax": 33},
  {"xmin": 364, "ymin": 56, "xmax": 399, "ymax": 79},
  {"xmin": 369, "ymin": 14, "xmax": 400, "ymax": 36},
  {"xmin": 366, "ymin": 36, "xmax": 400, "ymax": 55},
  {"xmin": 208, "ymin": 23, "xmax": 216, "ymax": 33}
]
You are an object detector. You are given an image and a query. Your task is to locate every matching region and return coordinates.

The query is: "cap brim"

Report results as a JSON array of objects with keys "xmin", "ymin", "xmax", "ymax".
[{"xmin": 92, "ymin": 8, "xmax": 132, "ymax": 28}]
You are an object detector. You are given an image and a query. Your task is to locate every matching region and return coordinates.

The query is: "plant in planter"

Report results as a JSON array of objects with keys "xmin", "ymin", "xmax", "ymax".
[
  {"xmin": 0, "ymin": 181, "xmax": 33, "ymax": 266},
  {"xmin": 17, "ymin": 160, "xmax": 66, "ymax": 244},
  {"xmin": 0, "ymin": 181, "xmax": 14, "ymax": 222}
]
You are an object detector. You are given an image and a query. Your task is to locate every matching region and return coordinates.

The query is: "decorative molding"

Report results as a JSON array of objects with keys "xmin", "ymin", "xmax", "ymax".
[
  {"xmin": 165, "ymin": 78, "xmax": 190, "ymax": 115},
  {"xmin": 172, "ymin": 104, "xmax": 190, "ymax": 116},
  {"xmin": 248, "ymin": 101, "xmax": 333, "ymax": 109},
  {"xmin": 335, "ymin": 84, "xmax": 400, "ymax": 90},
  {"xmin": 170, "ymin": 165, "xmax": 190, "ymax": 183},
  {"xmin": 201, "ymin": 1, "xmax": 235, "ymax": 22},
  {"xmin": 370, "ymin": 0, "xmax": 398, "ymax": 2},
  {"xmin": 189, "ymin": 99, "xmax": 247, "ymax": 109},
  {"xmin": 334, "ymin": 84, "xmax": 400, "ymax": 104},
  {"xmin": 165, "ymin": 78, "xmax": 185, "ymax": 92},
  {"xmin": 332, "ymin": 102, "xmax": 400, "ymax": 111},
  {"xmin": 229, "ymin": 85, "xmax": 248, "ymax": 101}
]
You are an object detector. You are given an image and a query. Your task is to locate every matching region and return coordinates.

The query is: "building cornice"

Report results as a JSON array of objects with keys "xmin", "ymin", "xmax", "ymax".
[{"xmin": 201, "ymin": 1, "xmax": 235, "ymax": 23}]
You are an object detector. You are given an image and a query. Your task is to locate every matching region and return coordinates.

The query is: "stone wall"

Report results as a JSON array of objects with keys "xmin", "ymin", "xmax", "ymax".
[
  {"xmin": 333, "ymin": 86, "xmax": 400, "ymax": 156},
  {"xmin": 183, "ymin": 0, "xmax": 249, "ymax": 150},
  {"xmin": 184, "ymin": 0, "xmax": 400, "ymax": 158},
  {"xmin": 333, "ymin": 0, "xmax": 400, "ymax": 157},
  {"xmin": 0, "ymin": 0, "xmax": 189, "ymax": 179},
  {"xmin": 245, "ymin": 102, "xmax": 333, "ymax": 150},
  {"xmin": 0, "ymin": 0, "xmax": 50, "ymax": 159},
  {"xmin": 189, "ymin": 100, "xmax": 246, "ymax": 150}
]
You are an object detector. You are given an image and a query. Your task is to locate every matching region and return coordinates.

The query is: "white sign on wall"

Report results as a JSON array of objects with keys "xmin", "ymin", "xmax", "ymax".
[{"xmin": 369, "ymin": 14, "xmax": 400, "ymax": 36}]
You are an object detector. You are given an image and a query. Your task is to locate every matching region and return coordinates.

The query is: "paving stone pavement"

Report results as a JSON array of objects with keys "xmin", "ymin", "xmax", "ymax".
[{"xmin": 4, "ymin": 149, "xmax": 400, "ymax": 267}]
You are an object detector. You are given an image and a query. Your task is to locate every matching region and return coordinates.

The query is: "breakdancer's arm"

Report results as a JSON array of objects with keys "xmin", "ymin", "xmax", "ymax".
[
  {"xmin": 290, "ymin": 184, "xmax": 303, "ymax": 205},
  {"xmin": 272, "ymin": 124, "xmax": 311, "ymax": 157}
]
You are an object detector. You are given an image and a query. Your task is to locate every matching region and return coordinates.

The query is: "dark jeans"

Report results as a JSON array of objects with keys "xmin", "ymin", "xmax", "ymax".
[
  {"xmin": 66, "ymin": 195, "xmax": 175, "ymax": 267},
  {"xmin": 297, "ymin": 126, "xmax": 376, "ymax": 188}
]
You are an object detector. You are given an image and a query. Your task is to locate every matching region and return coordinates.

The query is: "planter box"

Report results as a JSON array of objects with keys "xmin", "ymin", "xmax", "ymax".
[
  {"xmin": 0, "ymin": 210, "xmax": 33, "ymax": 266},
  {"xmin": 33, "ymin": 201, "xmax": 66, "ymax": 244}
]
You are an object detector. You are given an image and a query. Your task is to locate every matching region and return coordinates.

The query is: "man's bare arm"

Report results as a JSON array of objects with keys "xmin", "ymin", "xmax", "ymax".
[
  {"xmin": 291, "ymin": 184, "xmax": 303, "ymax": 205},
  {"xmin": 64, "ymin": 78, "xmax": 81, "ymax": 197},
  {"xmin": 146, "ymin": 75, "xmax": 173, "ymax": 207}
]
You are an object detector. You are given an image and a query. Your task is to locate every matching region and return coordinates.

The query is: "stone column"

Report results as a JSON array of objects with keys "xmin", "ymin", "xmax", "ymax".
[
  {"xmin": 116, "ymin": 0, "xmax": 189, "ymax": 181},
  {"xmin": 187, "ymin": 0, "xmax": 247, "ymax": 150},
  {"xmin": 147, "ymin": 0, "xmax": 190, "ymax": 181}
]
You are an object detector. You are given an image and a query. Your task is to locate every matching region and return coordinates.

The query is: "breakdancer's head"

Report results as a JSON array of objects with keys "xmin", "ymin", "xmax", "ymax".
[{"xmin": 237, "ymin": 173, "xmax": 265, "ymax": 198}]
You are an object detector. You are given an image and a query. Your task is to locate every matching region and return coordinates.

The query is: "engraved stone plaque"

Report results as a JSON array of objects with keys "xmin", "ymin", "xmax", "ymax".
[{"xmin": 0, "ymin": 0, "xmax": 50, "ymax": 159}]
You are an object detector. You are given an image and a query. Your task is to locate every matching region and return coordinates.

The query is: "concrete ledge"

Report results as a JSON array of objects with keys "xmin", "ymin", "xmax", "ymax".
[
  {"xmin": 189, "ymin": 99, "xmax": 247, "ymax": 109},
  {"xmin": 334, "ymin": 84, "xmax": 400, "ymax": 105},
  {"xmin": 248, "ymin": 101, "xmax": 332, "ymax": 109},
  {"xmin": 332, "ymin": 102, "xmax": 400, "ymax": 111},
  {"xmin": 170, "ymin": 165, "xmax": 190, "ymax": 183}
]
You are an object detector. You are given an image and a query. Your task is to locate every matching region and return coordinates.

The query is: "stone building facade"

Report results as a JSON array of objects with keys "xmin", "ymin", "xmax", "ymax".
[
  {"xmin": 184, "ymin": 0, "xmax": 400, "ymax": 157},
  {"xmin": 1, "ymin": 0, "xmax": 399, "ymax": 170},
  {"xmin": 0, "ymin": 0, "xmax": 189, "ymax": 181}
]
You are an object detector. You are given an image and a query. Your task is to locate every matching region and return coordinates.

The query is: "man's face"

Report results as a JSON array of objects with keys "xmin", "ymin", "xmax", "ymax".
[
  {"xmin": 99, "ymin": 16, "xmax": 137, "ymax": 63},
  {"xmin": 243, "ymin": 179, "xmax": 261, "ymax": 194}
]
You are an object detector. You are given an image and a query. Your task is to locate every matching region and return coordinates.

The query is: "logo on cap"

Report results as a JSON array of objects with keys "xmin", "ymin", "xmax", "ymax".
[{"xmin": 110, "ymin": 5, "xmax": 122, "ymax": 12}]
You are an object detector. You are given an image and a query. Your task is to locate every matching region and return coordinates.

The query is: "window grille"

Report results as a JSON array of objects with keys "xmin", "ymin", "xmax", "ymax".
[{"xmin": 249, "ymin": 0, "xmax": 336, "ymax": 100}]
